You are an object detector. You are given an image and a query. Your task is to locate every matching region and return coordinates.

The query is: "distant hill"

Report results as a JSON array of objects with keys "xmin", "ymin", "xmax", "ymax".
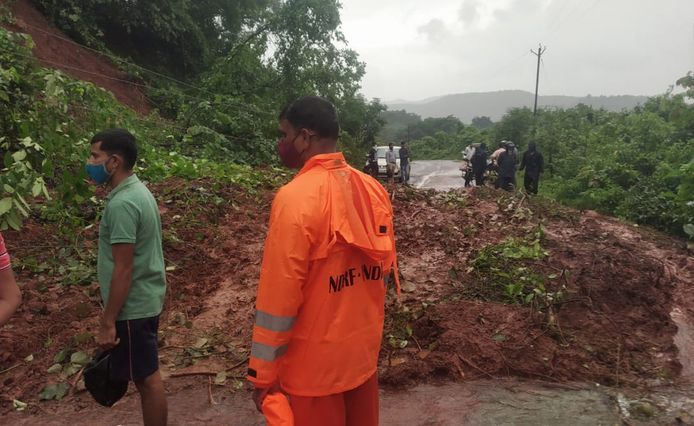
[{"xmin": 387, "ymin": 90, "xmax": 649, "ymax": 122}]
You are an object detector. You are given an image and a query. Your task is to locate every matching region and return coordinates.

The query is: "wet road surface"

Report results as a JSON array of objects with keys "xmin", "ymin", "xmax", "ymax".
[{"xmin": 410, "ymin": 160, "xmax": 466, "ymax": 191}]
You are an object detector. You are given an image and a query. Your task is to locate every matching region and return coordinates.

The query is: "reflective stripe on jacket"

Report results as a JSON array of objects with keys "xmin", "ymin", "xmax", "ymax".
[{"xmin": 248, "ymin": 152, "xmax": 399, "ymax": 397}]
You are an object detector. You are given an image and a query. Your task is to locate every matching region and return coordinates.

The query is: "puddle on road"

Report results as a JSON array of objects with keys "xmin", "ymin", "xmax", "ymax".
[{"xmin": 381, "ymin": 379, "xmax": 620, "ymax": 426}]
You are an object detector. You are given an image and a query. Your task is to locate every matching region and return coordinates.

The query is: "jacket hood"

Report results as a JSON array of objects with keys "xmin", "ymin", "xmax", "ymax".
[{"xmin": 298, "ymin": 153, "xmax": 396, "ymax": 263}]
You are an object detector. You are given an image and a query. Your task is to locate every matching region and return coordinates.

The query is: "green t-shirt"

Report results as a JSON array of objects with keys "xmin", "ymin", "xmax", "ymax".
[{"xmin": 98, "ymin": 174, "xmax": 166, "ymax": 321}]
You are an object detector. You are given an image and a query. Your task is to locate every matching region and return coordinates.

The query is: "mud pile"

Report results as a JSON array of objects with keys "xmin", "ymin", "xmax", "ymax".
[
  {"xmin": 381, "ymin": 187, "xmax": 691, "ymax": 389},
  {"xmin": 1, "ymin": 181, "xmax": 692, "ymax": 413}
]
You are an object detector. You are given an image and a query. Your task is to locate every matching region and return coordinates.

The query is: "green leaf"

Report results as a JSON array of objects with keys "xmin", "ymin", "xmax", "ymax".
[
  {"xmin": 53, "ymin": 348, "xmax": 69, "ymax": 364},
  {"xmin": 2, "ymin": 184, "xmax": 13, "ymax": 194},
  {"xmin": 492, "ymin": 333, "xmax": 507, "ymax": 342},
  {"xmin": 47, "ymin": 364, "xmax": 63, "ymax": 374},
  {"xmin": 62, "ymin": 364, "xmax": 80, "ymax": 377},
  {"xmin": 0, "ymin": 198, "xmax": 12, "ymax": 215},
  {"xmin": 6, "ymin": 212, "xmax": 21, "ymax": 230},
  {"xmin": 73, "ymin": 331, "xmax": 92, "ymax": 344},
  {"xmin": 32, "ymin": 180, "xmax": 42, "ymax": 197},
  {"xmin": 13, "ymin": 199, "xmax": 29, "ymax": 217},
  {"xmin": 11, "ymin": 150, "xmax": 27, "ymax": 162},
  {"xmin": 684, "ymin": 224, "xmax": 694, "ymax": 238},
  {"xmin": 69, "ymin": 351, "xmax": 89, "ymax": 366},
  {"xmin": 38, "ymin": 383, "xmax": 69, "ymax": 401},
  {"xmin": 15, "ymin": 193, "xmax": 30, "ymax": 210}
]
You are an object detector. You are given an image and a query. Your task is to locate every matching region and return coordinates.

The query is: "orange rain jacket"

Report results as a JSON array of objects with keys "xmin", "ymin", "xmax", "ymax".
[{"xmin": 247, "ymin": 152, "xmax": 399, "ymax": 397}]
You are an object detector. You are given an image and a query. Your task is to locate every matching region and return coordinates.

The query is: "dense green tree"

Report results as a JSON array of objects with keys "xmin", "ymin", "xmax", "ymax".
[
  {"xmin": 33, "ymin": 0, "xmax": 269, "ymax": 78},
  {"xmin": 471, "ymin": 116, "xmax": 494, "ymax": 129}
]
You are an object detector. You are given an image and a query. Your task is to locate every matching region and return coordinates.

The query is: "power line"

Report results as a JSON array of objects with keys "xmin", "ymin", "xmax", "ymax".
[
  {"xmin": 3, "ymin": 50, "xmax": 275, "ymax": 146},
  {"xmin": 18, "ymin": 21, "xmax": 210, "ymax": 93},
  {"xmin": 11, "ymin": 21, "xmax": 277, "ymax": 118},
  {"xmin": 4, "ymin": 48, "xmax": 276, "ymax": 119},
  {"xmin": 485, "ymin": 50, "xmax": 532, "ymax": 82},
  {"xmin": 545, "ymin": 0, "xmax": 601, "ymax": 40}
]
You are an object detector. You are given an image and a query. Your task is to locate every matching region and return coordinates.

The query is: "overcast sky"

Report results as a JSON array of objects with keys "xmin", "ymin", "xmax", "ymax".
[{"xmin": 339, "ymin": 0, "xmax": 694, "ymax": 101}]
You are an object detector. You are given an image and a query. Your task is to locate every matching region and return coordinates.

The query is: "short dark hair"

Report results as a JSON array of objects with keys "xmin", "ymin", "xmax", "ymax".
[
  {"xmin": 90, "ymin": 128, "xmax": 138, "ymax": 170},
  {"xmin": 279, "ymin": 96, "xmax": 340, "ymax": 140}
]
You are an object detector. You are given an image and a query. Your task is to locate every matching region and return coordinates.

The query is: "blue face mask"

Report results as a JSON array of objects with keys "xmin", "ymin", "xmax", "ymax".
[{"xmin": 85, "ymin": 157, "xmax": 114, "ymax": 185}]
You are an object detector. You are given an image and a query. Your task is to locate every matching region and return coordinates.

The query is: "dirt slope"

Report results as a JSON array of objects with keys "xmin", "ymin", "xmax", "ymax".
[
  {"xmin": 3, "ymin": 0, "xmax": 150, "ymax": 114},
  {"xmin": 0, "ymin": 182, "xmax": 692, "ymax": 419}
]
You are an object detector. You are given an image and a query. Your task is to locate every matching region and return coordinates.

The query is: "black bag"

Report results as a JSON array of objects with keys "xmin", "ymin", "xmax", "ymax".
[{"xmin": 83, "ymin": 351, "xmax": 128, "ymax": 407}]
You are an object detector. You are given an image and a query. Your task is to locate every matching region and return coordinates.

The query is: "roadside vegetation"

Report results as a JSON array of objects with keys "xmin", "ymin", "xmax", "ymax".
[{"xmin": 380, "ymin": 80, "xmax": 694, "ymax": 238}]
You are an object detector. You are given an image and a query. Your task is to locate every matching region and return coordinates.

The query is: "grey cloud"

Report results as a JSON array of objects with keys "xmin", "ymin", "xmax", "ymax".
[
  {"xmin": 494, "ymin": 0, "xmax": 547, "ymax": 22},
  {"xmin": 459, "ymin": 0, "xmax": 480, "ymax": 27},
  {"xmin": 417, "ymin": 18, "xmax": 448, "ymax": 42}
]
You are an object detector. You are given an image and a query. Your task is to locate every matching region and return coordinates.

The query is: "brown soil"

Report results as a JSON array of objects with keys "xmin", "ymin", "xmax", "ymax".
[
  {"xmin": 380, "ymin": 189, "xmax": 691, "ymax": 388},
  {"xmin": 0, "ymin": 181, "xmax": 692, "ymax": 419},
  {"xmin": 3, "ymin": 0, "xmax": 151, "ymax": 114}
]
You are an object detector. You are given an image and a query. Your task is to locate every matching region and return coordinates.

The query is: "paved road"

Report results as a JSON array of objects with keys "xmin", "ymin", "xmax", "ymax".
[{"xmin": 409, "ymin": 160, "xmax": 465, "ymax": 191}]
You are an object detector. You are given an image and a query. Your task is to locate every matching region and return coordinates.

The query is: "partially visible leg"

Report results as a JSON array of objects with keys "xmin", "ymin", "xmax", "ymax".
[
  {"xmin": 524, "ymin": 173, "xmax": 532, "ymax": 193},
  {"xmin": 531, "ymin": 176, "xmax": 540, "ymax": 194},
  {"xmin": 135, "ymin": 370, "xmax": 167, "ymax": 426},
  {"xmin": 290, "ymin": 392, "xmax": 346, "ymax": 426},
  {"xmin": 130, "ymin": 316, "xmax": 166, "ymax": 426},
  {"xmin": 344, "ymin": 374, "xmax": 379, "ymax": 426}
]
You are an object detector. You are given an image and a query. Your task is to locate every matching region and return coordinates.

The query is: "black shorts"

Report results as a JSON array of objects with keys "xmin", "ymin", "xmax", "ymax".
[{"xmin": 111, "ymin": 315, "xmax": 160, "ymax": 382}]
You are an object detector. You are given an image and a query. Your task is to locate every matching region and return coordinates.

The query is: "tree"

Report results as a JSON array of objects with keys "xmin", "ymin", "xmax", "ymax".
[
  {"xmin": 34, "ymin": 0, "xmax": 270, "ymax": 78},
  {"xmin": 471, "ymin": 116, "xmax": 494, "ymax": 129}
]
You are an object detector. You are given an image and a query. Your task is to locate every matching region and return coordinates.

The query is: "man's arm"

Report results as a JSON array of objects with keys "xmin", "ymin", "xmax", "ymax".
[
  {"xmin": 0, "ymin": 268, "xmax": 21, "ymax": 327},
  {"xmin": 0, "ymin": 235, "xmax": 20, "ymax": 327},
  {"xmin": 97, "ymin": 243, "xmax": 134, "ymax": 350},
  {"xmin": 539, "ymin": 153, "xmax": 545, "ymax": 174},
  {"xmin": 248, "ymin": 190, "xmax": 310, "ymax": 409}
]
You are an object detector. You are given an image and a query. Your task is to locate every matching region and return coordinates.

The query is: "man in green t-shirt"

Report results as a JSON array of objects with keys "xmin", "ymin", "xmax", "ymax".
[{"xmin": 86, "ymin": 128, "xmax": 167, "ymax": 426}]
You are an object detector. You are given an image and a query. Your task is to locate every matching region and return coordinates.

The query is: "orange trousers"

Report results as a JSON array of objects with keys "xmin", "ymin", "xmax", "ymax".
[{"xmin": 288, "ymin": 373, "xmax": 379, "ymax": 426}]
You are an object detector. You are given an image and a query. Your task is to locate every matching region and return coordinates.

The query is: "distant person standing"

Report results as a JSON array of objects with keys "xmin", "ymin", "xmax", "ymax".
[
  {"xmin": 399, "ymin": 141, "xmax": 410, "ymax": 184},
  {"xmin": 0, "ymin": 232, "xmax": 21, "ymax": 327},
  {"xmin": 86, "ymin": 128, "xmax": 167, "ymax": 426},
  {"xmin": 471, "ymin": 143, "xmax": 488, "ymax": 187},
  {"xmin": 490, "ymin": 141, "xmax": 507, "ymax": 168},
  {"xmin": 496, "ymin": 142, "xmax": 518, "ymax": 191},
  {"xmin": 519, "ymin": 141, "xmax": 544, "ymax": 195},
  {"xmin": 463, "ymin": 144, "xmax": 476, "ymax": 162},
  {"xmin": 385, "ymin": 143, "xmax": 397, "ymax": 184},
  {"xmin": 461, "ymin": 144, "xmax": 475, "ymax": 187},
  {"xmin": 367, "ymin": 143, "xmax": 378, "ymax": 177}
]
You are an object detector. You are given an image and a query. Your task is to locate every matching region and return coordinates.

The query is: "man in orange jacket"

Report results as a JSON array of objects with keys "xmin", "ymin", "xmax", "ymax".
[{"xmin": 248, "ymin": 96, "xmax": 399, "ymax": 426}]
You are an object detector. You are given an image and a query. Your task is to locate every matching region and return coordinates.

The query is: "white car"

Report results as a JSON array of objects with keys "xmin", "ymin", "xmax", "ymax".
[{"xmin": 365, "ymin": 146, "xmax": 410, "ymax": 181}]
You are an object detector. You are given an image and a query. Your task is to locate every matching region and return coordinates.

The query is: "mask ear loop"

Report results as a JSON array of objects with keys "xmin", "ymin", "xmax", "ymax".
[
  {"xmin": 104, "ymin": 155, "xmax": 115, "ymax": 175},
  {"xmin": 297, "ymin": 129, "xmax": 316, "ymax": 158}
]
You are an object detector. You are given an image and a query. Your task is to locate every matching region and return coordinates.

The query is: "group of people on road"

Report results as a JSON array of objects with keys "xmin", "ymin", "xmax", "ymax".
[
  {"xmin": 461, "ymin": 140, "xmax": 544, "ymax": 194},
  {"xmin": 1, "ymin": 96, "xmax": 397, "ymax": 426},
  {"xmin": 367, "ymin": 141, "xmax": 411, "ymax": 185}
]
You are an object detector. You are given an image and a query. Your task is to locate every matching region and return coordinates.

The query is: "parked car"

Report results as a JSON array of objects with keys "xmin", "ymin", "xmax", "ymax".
[{"xmin": 363, "ymin": 146, "xmax": 410, "ymax": 181}]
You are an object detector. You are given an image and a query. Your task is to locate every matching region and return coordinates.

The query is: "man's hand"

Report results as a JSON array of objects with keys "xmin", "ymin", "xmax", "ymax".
[
  {"xmin": 252, "ymin": 383, "xmax": 281, "ymax": 412},
  {"xmin": 96, "ymin": 320, "xmax": 120, "ymax": 350}
]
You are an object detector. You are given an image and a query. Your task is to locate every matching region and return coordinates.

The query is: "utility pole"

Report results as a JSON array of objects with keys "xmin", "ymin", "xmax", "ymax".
[{"xmin": 531, "ymin": 43, "xmax": 546, "ymax": 115}]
